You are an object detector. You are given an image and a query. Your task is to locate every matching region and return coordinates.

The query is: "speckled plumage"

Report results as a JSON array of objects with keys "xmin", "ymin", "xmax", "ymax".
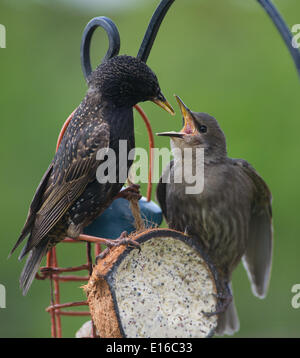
[
  {"xmin": 157, "ymin": 98, "xmax": 273, "ymax": 336},
  {"xmin": 12, "ymin": 55, "xmax": 168, "ymax": 295}
]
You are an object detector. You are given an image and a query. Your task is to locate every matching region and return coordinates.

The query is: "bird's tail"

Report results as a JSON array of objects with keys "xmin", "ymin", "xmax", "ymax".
[
  {"xmin": 215, "ymin": 284, "xmax": 240, "ymax": 336},
  {"xmin": 19, "ymin": 239, "xmax": 49, "ymax": 296}
]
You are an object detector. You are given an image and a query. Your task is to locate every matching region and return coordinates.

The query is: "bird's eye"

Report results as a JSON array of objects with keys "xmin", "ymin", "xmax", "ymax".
[{"xmin": 199, "ymin": 125, "xmax": 207, "ymax": 133}]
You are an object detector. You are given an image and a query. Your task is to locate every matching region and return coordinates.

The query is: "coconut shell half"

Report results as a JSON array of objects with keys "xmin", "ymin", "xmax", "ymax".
[{"xmin": 84, "ymin": 228, "xmax": 221, "ymax": 338}]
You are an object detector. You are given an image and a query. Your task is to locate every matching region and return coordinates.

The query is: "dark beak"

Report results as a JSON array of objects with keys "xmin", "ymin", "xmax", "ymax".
[
  {"xmin": 156, "ymin": 131, "xmax": 184, "ymax": 138},
  {"xmin": 151, "ymin": 92, "xmax": 175, "ymax": 116}
]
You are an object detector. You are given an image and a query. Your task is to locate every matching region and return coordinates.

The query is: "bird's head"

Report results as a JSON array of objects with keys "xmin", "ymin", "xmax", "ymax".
[
  {"xmin": 157, "ymin": 95, "xmax": 227, "ymax": 161},
  {"xmin": 87, "ymin": 55, "xmax": 174, "ymax": 114}
]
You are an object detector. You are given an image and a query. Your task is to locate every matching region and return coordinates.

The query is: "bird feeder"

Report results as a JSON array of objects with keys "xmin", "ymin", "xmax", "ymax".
[{"xmin": 84, "ymin": 229, "xmax": 221, "ymax": 338}]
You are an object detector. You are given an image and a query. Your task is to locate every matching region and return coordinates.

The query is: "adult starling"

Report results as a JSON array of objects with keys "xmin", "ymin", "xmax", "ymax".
[
  {"xmin": 10, "ymin": 55, "xmax": 174, "ymax": 295},
  {"xmin": 156, "ymin": 96, "xmax": 273, "ymax": 335}
]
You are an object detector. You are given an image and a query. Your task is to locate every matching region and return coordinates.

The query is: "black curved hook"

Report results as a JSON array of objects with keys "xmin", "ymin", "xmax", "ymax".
[
  {"xmin": 80, "ymin": 0, "xmax": 300, "ymax": 83},
  {"xmin": 80, "ymin": 16, "xmax": 120, "ymax": 81},
  {"xmin": 80, "ymin": 1, "xmax": 175, "ymax": 81},
  {"xmin": 257, "ymin": 0, "xmax": 300, "ymax": 78},
  {"xmin": 137, "ymin": 0, "xmax": 175, "ymax": 63}
]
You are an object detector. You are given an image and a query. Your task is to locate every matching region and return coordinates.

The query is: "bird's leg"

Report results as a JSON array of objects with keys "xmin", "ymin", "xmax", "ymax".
[
  {"xmin": 202, "ymin": 289, "xmax": 233, "ymax": 318},
  {"xmin": 114, "ymin": 184, "xmax": 142, "ymax": 201},
  {"xmin": 72, "ymin": 232, "xmax": 140, "ymax": 262},
  {"xmin": 38, "ymin": 265, "xmax": 89, "ymax": 278},
  {"xmin": 95, "ymin": 231, "xmax": 140, "ymax": 263}
]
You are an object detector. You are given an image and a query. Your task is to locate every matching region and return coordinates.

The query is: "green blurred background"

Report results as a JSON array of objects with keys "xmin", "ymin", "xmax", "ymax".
[{"xmin": 0, "ymin": 0, "xmax": 299, "ymax": 338}]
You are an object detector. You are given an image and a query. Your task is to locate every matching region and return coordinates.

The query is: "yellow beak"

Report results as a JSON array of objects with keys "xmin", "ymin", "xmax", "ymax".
[
  {"xmin": 175, "ymin": 95, "xmax": 197, "ymax": 135},
  {"xmin": 152, "ymin": 92, "xmax": 175, "ymax": 116}
]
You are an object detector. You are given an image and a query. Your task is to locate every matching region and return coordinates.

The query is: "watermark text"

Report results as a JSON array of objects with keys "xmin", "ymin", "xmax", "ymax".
[
  {"xmin": 96, "ymin": 141, "xmax": 205, "ymax": 195},
  {"xmin": 0, "ymin": 24, "xmax": 6, "ymax": 48},
  {"xmin": 292, "ymin": 24, "xmax": 300, "ymax": 49},
  {"xmin": 0, "ymin": 284, "xmax": 6, "ymax": 308},
  {"xmin": 291, "ymin": 284, "xmax": 300, "ymax": 309}
]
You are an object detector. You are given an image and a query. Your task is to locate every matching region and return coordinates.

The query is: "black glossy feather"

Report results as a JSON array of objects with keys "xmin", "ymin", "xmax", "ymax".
[
  {"xmin": 12, "ymin": 55, "xmax": 168, "ymax": 295},
  {"xmin": 9, "ymin": 163, "xmax": 53, "ymax": 258},
  {"xmin": 19, "ymin": 119, "xmax": 110, "ymax": 259},
  {"xmin": 20, "ymin": 239, "xmax": 49, "ymax": 296}
]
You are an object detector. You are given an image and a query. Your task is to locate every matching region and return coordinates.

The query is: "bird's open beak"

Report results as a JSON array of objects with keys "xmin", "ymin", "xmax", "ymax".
[
  {"xmin": 156, "ymin": 95, "xmax": 197, "ymax": 138},
  {"xmin": 175, "ymin": 95, "xmax": 197, "ymax": 135},
  {"xmin": 152, "ymin": 92, "xmax": 175, "ymax": 116}
]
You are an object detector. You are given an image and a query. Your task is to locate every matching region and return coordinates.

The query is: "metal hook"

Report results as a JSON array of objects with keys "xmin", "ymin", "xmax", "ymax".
[
  {"xmin": 80, "ymin": 16, "xmax": 120, "ymax": 81},
  {"xmin": 257, "ymin": 0, "xmax": 300, "ymax": 78},
  {"xmin": 79, "ymin": 1, "xmax": 300, "ymax": 81},
  {"xmin": 137, "ymin": 0, "xmax": 175, "ymax": 63},
  {"xmin": 80, "ymin": 1, "xmax": 175, "ymax": 81}
]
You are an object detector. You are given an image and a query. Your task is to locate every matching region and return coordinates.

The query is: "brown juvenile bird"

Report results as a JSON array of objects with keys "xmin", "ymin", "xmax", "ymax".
[
  {"xmin": 10, "ymin": 55, "xmax": 174, "ymax": 295},
  {"xmin": 156, "ymin": 95, "xmax": 273, "ymax": 335}
]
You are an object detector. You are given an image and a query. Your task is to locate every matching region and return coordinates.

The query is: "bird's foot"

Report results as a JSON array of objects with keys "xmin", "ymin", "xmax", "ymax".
[
  {"xmin": 35, "ymin": 266, "xmax": 59, "ymax": 280},
  {"xmin": 202, "ymin": 291, "xmax": 233, "ymax": 317},
  {"xmin": 115, "ymin": 184, "xmax": 142, "ymax": 201},
  {"xmin": 36, "ymin": 266, "xmax": 64, "ymax": 280},
  {"xmin": 95, "ymin": 231, "xmax": 140, "ymax": 263},
  {"xmin": 40, "ymin": 266, "xmax": 58, "ymax": 275}
]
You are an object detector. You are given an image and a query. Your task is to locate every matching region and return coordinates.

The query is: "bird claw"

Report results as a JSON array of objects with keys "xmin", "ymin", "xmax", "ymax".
[
  {"xmin": 95, "ymin": 231, "xmax": 140, "ymax": 263},
  {"xmin": 115, "ymin": 184, "xmax": 142, "ymax": 201},
  {"xmin": 202, "ymin": 291, "xmax": 232, "ymax": 317},
  {"xmin": 40, "ymin": 267, "xmax": 57, "ymax": 275},
  {"xmin": 35, "ymin": 266, "xmax": 59, "ymax": 280}
]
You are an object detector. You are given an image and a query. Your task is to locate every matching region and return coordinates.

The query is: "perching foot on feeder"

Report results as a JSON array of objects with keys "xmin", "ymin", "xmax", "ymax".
[
  {"xmin": 202, "ymin": 290, "xmax": 232, "ymax": 317},
  {"xmin": 39, "ymin": 266, "xmax": 59, "ymax": 277},
  {"xmin": 95, "ymin": 231, "xmax": 140, "ymax": 263},
  {"xmin": 115, "ymin": 184, "xmax": 142, "ymax": 201}
]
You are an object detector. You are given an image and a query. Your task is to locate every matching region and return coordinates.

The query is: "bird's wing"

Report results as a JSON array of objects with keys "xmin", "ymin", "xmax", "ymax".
[
  {"xmin": 9, "ymin": 163, "xmax": 54, "ymax": 257},
  {"xmin": 156, "ymin": 160, "xmax": 174, "ymax": 221},
  {"xmin": 18, "ymin": 121, "xmax": 110, "ymax": 259},
  {"xmin": 235, "ymin": 159, "xmax": 273, "ymax": 298}
]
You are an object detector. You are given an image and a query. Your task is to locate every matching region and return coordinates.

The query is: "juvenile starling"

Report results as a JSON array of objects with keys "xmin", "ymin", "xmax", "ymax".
[
  {"xmin": 10, "ymin": 55, "xmax": 174, "ymax": 295},
  {"xmin": 156, "ymin": 96, "xmax": 273, "ymax": 335}
]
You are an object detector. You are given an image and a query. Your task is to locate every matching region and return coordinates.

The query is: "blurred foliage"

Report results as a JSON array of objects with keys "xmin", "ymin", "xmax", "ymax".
[{"xmin": 0, "ymin": 0, "xmax": 300, "ymax": 338}]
